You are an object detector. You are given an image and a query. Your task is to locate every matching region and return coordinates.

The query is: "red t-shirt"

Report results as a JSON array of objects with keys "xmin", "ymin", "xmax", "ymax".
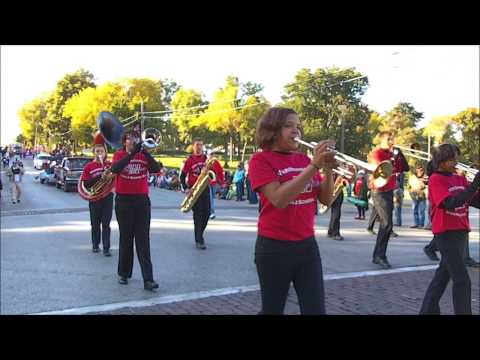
[
  {"xmin": 208, "ymin": 159, "xmax": 225, "ymax": 187},
  {"xmin": 249, "ymin": 150, "xmax": 324, "ymax": 241},
  {"xmin": 112, "ymin": 150, "xmax": 149, "ymax": 195},
  {"xmin": 182, "ymin": 154, "xmax": 207, "ymax": 188},
  {"xmin": 81, "ymin": 160, "xmax": 111, "ymax": 181},
  {"xmin": 354, "ymin": 177, "xmax": 362, "ymax": 195},
  {"xmin": 369, "ymin": 148, "xmax": 397, "ymax": 192},
  {"xmin": 429, "ymin": 172, "xmax": 472, "ymax": 234}
]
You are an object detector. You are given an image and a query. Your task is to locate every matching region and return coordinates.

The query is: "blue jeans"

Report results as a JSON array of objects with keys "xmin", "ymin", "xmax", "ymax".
[
  {"xmin": 393, "ymin": 189, "xmax": 403, "ymax": 226},
  {"xmin": 235, "ymin": 180, "xmax": 244, "ymax": 200},
  {"xmin": 209, "ymin": 184, "xmax": 219, "ymax": 215},
  {"xmin": 412, "ymin": 199, "xmax": 426, "ymax": 227},
  {"xmin": 246, "ymin": 178, "xmax": 258, "ymax": 204}
]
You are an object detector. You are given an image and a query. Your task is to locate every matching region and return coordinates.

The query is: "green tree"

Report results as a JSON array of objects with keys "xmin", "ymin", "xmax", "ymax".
[
  {"xmin": 374, "ymin": 102, "xmax": 424, "ymax": 168},
  {"xmin": 280, "ymin": 67, "xmax": 370, "ymax": 158},
  {"xmin": 45, "ymin": 68, "xmax": 96, "ymax": 148},
  {"xmin": 452, "ymin": 108, "xmax": 479, "ymax": 166},
  {"xmin": 238, "ymin": 94, "xmax": 270, "ymax": 160},
  {"xmin": 375, "ymin": 102, "xmax": 424, "ymax": 147},
  {"xmin": 15, "ymin": 134, "xmax": 26, "ymax": 145},
  {"xmin": 422, "ymin": 115, "xmax": 457, "ymax": 146},
  {"xmin": 194, "ymin": 76, "xmax": 242, "ymax": 165},
  {"xmin": 170, "ymin": 88, "xmax": 207, "ymax": 145},
  {"xmin": 17, "ymin": 94, "xmax": 50, "ymax": 147},
  {"xmin": 63, "ymin": 82, "xmax": 129, "ymax": 146}
]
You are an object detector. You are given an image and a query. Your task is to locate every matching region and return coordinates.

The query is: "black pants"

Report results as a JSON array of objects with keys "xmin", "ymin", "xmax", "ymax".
[
  {"xmin": 328, "ymin": 192, "xmax": 343, "ymax": 237},
  {"xmin": 89, "ymin": 193, "xmax": 113, "ymax": 250},
  {"xmin": 115, "ymin": 194, "xmax": 154, "ymax": 282},
  {"xmin": 426, "ymin": 234, "xmax": 474, "ymax": 260},
  {"xmin": 420, "ymin": 231, "xmax": 471, "ymax": 314},
  {"xmin": 372, "ymin": 190, "xmax": 393, "ymax": 260},
  {"xmin": 425, "ymin": 236, "xmax": 438, "ymax": 252},
  {"xmin": 192, "ymin": 187, "xmax": 210, "ymax": 244},
  {"xmin": 367, "ymin": 204, "xmax": 378, "ymax": 231},
  {"xmin": 356, "ymin": 205, "xmax": 365, "ymax": 218},
  {"xmin": 255, "ymin": 236, "xmax": 325, "ymax": 315}
]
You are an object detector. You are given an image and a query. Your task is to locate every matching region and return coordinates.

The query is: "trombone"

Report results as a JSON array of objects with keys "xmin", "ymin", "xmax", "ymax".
[
  {"xmin": 294, "ymin": 137, "xmax": 393, "ymax": 188},
  {"xmin": 393, "ymin": 144, "xmax": 430, "ymax": 162},
  {"xmin": 393, "ymin": 144, "xmax": 478, "ymax": 182},
  {"xmin": 455, "ymin": 162, "xmax": 478, "ymax": 182}
]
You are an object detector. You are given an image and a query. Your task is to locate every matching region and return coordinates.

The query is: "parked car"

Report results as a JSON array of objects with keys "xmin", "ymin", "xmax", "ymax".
[
  {"xmin": 54, "ymin": 156, "xmax": 91, "ymax": 192},
  {"xmin": 33, "ymin": 153, "xmax": 53, "ymax": 170},
  {"xmin": 38, "ymin": 161, "xmax": 57, "ymax": 185}
]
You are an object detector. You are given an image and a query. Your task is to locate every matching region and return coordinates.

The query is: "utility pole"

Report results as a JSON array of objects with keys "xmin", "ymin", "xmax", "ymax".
[
  {"xmin": 140, "ymin": 99, "xmax": 144, "ymax": 133},
  {"xmin": 338, "ymin": 104, "xmax": 347, "ymax": 153},
  {"xmin": 34, "ymin": 117, "xmax": 38, "ymax": 150},
  {"xmin": 428, "ymin": 135, "xmax": 431, "ymax": 159}
]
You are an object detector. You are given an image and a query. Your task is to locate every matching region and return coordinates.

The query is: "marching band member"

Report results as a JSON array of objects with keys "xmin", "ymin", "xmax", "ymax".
[
  {"xmin": 368, "ymin": 131, "xmax": 404, "ymax": 269},
  {"xmin": 80, "ymin": 133, "xmax": 113, "ymax": 255},
  {"xmin": 111, "ymin": 130, "xmax": 162, "ymax": 291},
  {"xmin": 180, "ymin": 139, "xmax": 224, "ymax": 250},
  {"xmin": 249, "ymin": 107, "xmax": 336, "ymax": 315},
  {"xmin": 420, "ymin": 144, "xmax": 480, "ymax": 314}
]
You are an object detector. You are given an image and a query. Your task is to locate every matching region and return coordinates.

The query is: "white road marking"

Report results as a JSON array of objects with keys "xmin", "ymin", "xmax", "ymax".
[{"xmin": 31, "ymin": 264, "xmax": 438, "ymax": 315}]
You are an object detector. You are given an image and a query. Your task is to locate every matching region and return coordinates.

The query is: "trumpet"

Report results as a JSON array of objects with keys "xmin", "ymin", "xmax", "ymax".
[{"xmin": 294, "ymin": 137, "xmax": 392, "ymax": 188}]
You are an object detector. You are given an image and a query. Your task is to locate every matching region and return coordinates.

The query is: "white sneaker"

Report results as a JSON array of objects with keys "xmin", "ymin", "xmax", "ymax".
[{"xmin": 209, "ymin": 213, "xmax": 216, "ymax": 219}]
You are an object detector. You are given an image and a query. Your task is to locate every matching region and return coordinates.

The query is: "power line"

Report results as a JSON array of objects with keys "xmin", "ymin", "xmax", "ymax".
[{"xmin": 142, "ymin": 101, "xmax": 268, "ymax": 121}]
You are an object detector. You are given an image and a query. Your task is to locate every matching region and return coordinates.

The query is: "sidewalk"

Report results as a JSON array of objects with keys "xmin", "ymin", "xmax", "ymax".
[{"xmin": 87, "ymin": 268, "xmax": 479, "ymax": 315}]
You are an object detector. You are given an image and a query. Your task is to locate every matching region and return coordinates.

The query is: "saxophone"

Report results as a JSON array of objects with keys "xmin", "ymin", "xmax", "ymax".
[
  {"xmin": 318, "ymin": 174, "xmax": 348, "ymax": 215},
  {"xmin": 180, "ymin": 157, "xmax": 217, "ymax": 212}
]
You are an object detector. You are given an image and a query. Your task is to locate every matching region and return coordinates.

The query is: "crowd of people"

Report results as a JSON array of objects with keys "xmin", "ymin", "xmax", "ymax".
[{"xmin": 147, "ymin": 158, "xmax": 259, "ymax": 207}]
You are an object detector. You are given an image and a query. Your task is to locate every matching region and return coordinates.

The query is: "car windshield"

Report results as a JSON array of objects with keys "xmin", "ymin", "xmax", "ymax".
[
  {"xmin": 38, "ymin": 156, "xmax": 51, "ymax": 160},
  {"xmin": 68, "ymin": 159, "xmax": 90, "ymax": 169}
]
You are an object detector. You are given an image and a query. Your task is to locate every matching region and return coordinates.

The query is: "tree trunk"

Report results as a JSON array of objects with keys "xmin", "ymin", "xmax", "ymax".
[
  {"xmin": 241, "ymin": 140, "xmax": 248, "ymax": 162},
  {"xmin": 223, "ymin": 137, "xmax": 229, "ymax": 168},
  {"xmin": 229, "ymin": 135, "xmax": 233, "ymax": 164}
]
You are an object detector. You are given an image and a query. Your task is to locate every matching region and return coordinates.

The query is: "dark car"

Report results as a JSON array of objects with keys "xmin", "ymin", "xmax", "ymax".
[{"xmin": 54, "ymin": 156, "xmax": 91, "ymax": 192}]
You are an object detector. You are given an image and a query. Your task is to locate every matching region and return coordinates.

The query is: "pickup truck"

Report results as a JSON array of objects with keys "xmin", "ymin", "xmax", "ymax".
[{"xmin": 54, "ymin": 156, "xmax": 91, "ymax": 192}]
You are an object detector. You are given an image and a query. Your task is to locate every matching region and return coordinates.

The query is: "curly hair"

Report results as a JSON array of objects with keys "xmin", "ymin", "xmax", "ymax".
[{"xmin": 255, "ymin": 107, "xmax": 297, "ymax": 150}]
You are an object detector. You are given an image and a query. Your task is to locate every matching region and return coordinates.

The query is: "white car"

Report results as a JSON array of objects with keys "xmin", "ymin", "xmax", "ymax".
[{"xmin": 33, "ymin": 153, "xmax": 52, "ymax": 170}]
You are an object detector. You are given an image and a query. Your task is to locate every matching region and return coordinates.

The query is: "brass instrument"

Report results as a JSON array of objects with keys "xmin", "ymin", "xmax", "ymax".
[
  {"xmin": 318, "ymin": 168, "xmax": 353, "ymax": 215},
  {"xmin": 294, "ymin": 137, "xmax": 392, "ymax": 189},
  {"xmin": 455, "ymin": 162, "xmax": 478, "ymax": 183},
  {"xmin": 394, "ymin": 144, "xmax": 478, "ymax": 182},
  {"xmin": 180, "ymin": 157, "xmax": 217, "ymax": 213},
  {"xmin": 78, "ymin": 111, "xmax": 161, "ymax": 201},
  {"xmin": 393, "ymin": 144, "xmax": 430, "ymax": 162}
]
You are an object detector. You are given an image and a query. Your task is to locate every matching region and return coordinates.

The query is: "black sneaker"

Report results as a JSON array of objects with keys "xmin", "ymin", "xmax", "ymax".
[
  {"xmin": 12, "ymin": 201, "xmax": 16, "ymax": 204},
  {"xmin": 391, "ymin": 231, "xmax": 399, "ymax": 238},
  {"xmin": 373, "ymin": 257, "xmax": 392, "ymax": 269},
  {"xmin": 424, "ymin": 247, "xmax": 440, "ymax": 261},
  {"xmin": 118, "ymin": 276, "xmax": 128, "ymax": 285},
  {"xmin": 466, "ymin": 257, "xmax": 480, "ymax": 268},
  {"xmin": 333, "ymin": 235, "xmax": 344, "ymax": 241},
  {"xmin": 196, "ymin": 243, "xmax": 207, "ymax": 250},
  {"xmin": 17, "ymin": 199, "xmax": 20, "ymax": 203},
  {"xmin": 144, "ymin": 280, "xmax": 159, "ymax": 291},
  {"xmin": 92, "ymin": 247, "xmax": 100, "ymax": 253},
  {"xmin": 103, "ymin": 250, "xmax": 111, "ymax": 257}
]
